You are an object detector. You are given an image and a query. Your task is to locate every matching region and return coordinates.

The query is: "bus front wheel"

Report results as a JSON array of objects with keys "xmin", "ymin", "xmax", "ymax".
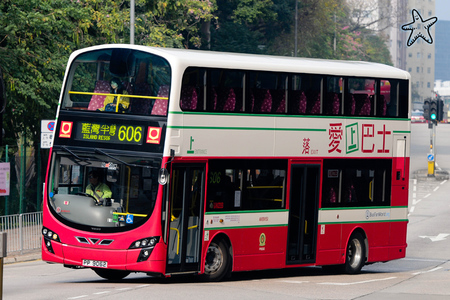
[
  {"xmin": 204, "ymin": 240, "xmax": 230, "ymax": 281},
  {"xmin": 93, "ymin": 268, "xmax": 130, "ymax": 280},
  {"xmin": 344, "ymin": 232, "xmax": 366, "ymax": 274}
]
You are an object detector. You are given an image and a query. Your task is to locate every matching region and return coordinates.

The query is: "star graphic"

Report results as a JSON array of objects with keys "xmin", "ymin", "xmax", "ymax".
[{"xmin": 402, "ymin": 9, "xmax": 438, "ymax": 47}]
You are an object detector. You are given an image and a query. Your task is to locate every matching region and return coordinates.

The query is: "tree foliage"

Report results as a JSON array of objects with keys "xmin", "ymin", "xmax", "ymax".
[
  {"xmin": 0, "ymin": 0, "xmax": 216, "ymax": 214},
  {"xmin": 211, "ymin": 0, "xmax": 393, "ymax": 65},
  {"xmin": 0, "ymin": 0, "xmax": 394, "ymax": 213},
  {"xmin": 0, "ymin": 0, "xmax": 396, "ymax": 154},
  {"xmin": 0, "ymin": 0, "xmax": 216, "ymax": 148}
]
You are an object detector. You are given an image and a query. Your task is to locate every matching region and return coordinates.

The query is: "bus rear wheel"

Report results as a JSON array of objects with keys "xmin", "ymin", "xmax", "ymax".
[
  {"xmin": 204, "ymin": 240, "xmax": 229, "ymax": 281},
  {"xmin": 344, "ymin": 232, "xmax": 366, "ymax": 274},
  {"xmin": 93, "ymin": 268, "xmax": 130, "ymax": 280}
]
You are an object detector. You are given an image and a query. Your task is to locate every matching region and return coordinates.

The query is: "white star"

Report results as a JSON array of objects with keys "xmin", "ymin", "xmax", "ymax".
[{"xmin": 401, "ymin": 9, "xmax": 438, "ymax": 47}]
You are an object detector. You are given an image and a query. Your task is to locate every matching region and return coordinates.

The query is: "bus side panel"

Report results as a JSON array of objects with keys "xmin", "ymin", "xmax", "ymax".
[
  {"xmin": 391, "ymin": 185, "xmax": 408, "ymax": 206},
  {"xmin": 317, "ymin": 224, "xmax": 342, "ymax": 249},
  {"xmin": 207, "ymin": 226, "xmax": 288, "ymax": 272},
  {"xmin": 388, "ymin": 221, "xmax": 408, "ymax": 260},
  {"xmin": 315, "ymin": 249, "xmax": 344, "ymax": 266},
  {"xmin": 340, "ymin": 221, "xmax": 406, "ymax": 263},
  {"xmin": 316, "ymin": 223, "xmax": 343, "ymax": 265},
  {"xmin": 361, "ymin": 222, "xmax": 390, "ymax": 262}
]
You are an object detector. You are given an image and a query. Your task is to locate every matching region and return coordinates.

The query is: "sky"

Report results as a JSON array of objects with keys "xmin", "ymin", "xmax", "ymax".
[{"xmin": 436, "ymin": 0, "xmax": 450, "ymax": 21}]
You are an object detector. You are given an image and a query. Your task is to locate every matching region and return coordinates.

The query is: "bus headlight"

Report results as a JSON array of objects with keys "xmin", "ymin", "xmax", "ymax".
[
  {"xmin": 129, "ymin": 237, "xmax": 159, "ymax": 249},
  {"xmin": 42, "ymin": 227, "xmax": 61, "ymax": 254},
  {"xmin": 129, "ymin": 237, "xmax": 160, "ymax": 262}
]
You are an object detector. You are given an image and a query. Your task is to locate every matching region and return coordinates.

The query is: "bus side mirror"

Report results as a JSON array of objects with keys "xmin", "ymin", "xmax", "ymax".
[
  {"xmin": 158, "ymin": 168, "xmax": 169, "ymax": 185},
  {"xmin": 107, "ymin": 169, "xmax": 118, "ymax": 183}
]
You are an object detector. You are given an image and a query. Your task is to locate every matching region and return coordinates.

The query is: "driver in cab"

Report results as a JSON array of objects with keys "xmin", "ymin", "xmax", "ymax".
[{"xmin": 86, "ymin": 170, "xmax": 112, "ymax": 204}]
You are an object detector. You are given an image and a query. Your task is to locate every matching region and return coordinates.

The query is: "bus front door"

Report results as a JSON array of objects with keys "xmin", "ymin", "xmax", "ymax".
[
  {"xmin": 287, "ymin": 163, "xmax": 320, "ymax": 264},
  {"xmin": 166, "ymin": 164, "xmax": 205, "ymax": 275}
]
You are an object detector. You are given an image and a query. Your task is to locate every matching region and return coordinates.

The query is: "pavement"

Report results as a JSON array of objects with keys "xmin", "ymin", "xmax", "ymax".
[{"xmin": 4, "ymin": 249, "xmax": 41, "ymax": 265}]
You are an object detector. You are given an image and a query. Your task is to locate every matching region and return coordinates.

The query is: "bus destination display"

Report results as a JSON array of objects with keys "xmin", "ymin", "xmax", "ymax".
[{"xmin": 74, "ymin": 122, "xmax": 144, "ymax": 145}]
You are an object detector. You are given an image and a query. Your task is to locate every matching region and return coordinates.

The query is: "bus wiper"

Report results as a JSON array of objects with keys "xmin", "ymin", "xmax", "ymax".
[
  {"xmin": 62, "ymin": 146, "xmax": 90, "ymax": 164},
  {"xmin": 94, "ymin": 148, "xmax": 158, "ymax": 169}
]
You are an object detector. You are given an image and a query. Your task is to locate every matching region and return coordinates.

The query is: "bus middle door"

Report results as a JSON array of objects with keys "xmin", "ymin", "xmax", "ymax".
[
  {"xmin": 166, "ymin": 164, "xmax": 205, "ymax": 275},
  {"xmin": 287, "ymin": 163, "xmax": 320, "ymax": 264}
]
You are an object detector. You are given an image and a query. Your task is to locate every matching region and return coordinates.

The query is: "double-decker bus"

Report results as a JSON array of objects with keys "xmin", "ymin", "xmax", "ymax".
[{"xmin": 42, "ymin": 44, "xmax": 410, "ymax": 281}]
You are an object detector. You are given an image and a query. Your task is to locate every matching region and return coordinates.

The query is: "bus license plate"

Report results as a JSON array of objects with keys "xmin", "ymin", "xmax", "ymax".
[{"xmin": 82, "ymin": 259, "xmax": 108, "ymax": 268}]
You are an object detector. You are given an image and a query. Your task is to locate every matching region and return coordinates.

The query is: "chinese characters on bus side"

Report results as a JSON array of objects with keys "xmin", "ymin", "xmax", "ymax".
[
  {"xmin": 323, "ymin": 122, "xmax": 391, "ymax": 155},
  {"xmin": 328, "ymin": 123, "xmax": 343, "ymax": 153}
]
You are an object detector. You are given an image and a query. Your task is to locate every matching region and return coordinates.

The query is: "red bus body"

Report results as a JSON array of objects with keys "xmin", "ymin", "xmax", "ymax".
[{"xmin": 43, "ymin": 45, "xmax": 410, "ymax": 280}]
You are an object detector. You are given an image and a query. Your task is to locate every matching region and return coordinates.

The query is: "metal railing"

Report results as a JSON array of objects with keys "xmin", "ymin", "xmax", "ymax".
[{"xmin": 0, "ymin": 212, "xmax": 42, "ymax": 254}]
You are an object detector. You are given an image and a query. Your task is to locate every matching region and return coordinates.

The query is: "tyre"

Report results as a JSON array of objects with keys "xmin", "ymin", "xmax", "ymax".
[
  {"xmin": 93, "ymin": 268, "xmax": 130, "ymax": 280},
  {"xmin": 344, "ymin": 232, "xmax": 366, "ymax": 274},
  {"xmin": 203, "ymin": 240, "xmax": 230, "ymax": 281}
]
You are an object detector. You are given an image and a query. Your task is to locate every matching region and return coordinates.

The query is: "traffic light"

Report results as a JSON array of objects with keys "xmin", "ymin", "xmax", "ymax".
[
  {"xmin": 437, "ymin": 99, "xmax": 444, "ymax": 121},
  {"xmin": 430, "ymin": 99, "xmax": 438, "ymax": 121},
  {"xmin": 423, "ymin": 99, "xmax": 430, "ymax": 120}
]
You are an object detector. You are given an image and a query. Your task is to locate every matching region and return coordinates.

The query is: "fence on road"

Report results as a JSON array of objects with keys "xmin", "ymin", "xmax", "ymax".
[{"xmin": 0, "ymin": 211, "xmax": 42, "ymax": 254}]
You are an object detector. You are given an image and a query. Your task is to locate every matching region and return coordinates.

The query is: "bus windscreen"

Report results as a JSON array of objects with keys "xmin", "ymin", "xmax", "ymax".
[{"xmin": 62, "ymin": 48, "xmax": 171, "ymax": 116}]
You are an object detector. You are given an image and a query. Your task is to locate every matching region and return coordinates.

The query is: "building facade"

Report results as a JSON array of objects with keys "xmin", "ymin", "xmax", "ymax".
[{"xmin": 382, "ymin": 0, "xmax": 435, "ymax": 105}]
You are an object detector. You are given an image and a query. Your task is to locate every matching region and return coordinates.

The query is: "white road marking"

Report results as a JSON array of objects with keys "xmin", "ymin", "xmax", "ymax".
[
  {"xmin": 318, "ymin": 276, "xmax": 397, "ymax": 286},
  {"xmin": 419, "ymin": 233, "xmax": 449, "ymax": 242},
  {"xmin": 413, "ymin": 267, "xmax": 443, "ymax": 275},
  {"xmin": 94, "ymin": 291, "xmax": 111, "ymax": 295},
  {"xmin": 402, "ymin": 258, "xmax": 446, "ymax": 262},
  {"xmin": 280, "ymin": 280, "xmax": 310, "ymax": 284}
]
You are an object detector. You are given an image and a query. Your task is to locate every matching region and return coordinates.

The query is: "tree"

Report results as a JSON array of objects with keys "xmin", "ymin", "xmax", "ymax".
[
  {"xmin": 0, "ymin": 0, "xmax": 217, "ymax": 213},
  {"xmin": 133, "ymin": 0, "xmax": 217, "ymax": 48},
  {"xmin": 0, "ymin": 0, "xmax": 87, "ymax": 213},
  {"xmin": 345, "ymin": 0, "xmax": 400, "ymax": 33},
  {"xmin": 210, "ymin": 0, "xmax": 278, "ymax": 53},
  {"xmin": 0, "ymin": 0, "xmax": 217, "ymax": 147},
  {"xmin": 210, "ymin": 0, "xmax": 393, "ymax": 65}
]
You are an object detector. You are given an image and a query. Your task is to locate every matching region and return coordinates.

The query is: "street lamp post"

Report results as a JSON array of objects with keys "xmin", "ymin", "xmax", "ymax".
[{"xmin": 130, "ymin": 0, "xmax": 135, "ymax": 44}]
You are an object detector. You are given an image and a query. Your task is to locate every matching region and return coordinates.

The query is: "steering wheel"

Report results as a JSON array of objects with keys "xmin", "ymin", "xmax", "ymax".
[{"xmin": 76, "ymin": 192, "xmax": 100, "ymax": 204}]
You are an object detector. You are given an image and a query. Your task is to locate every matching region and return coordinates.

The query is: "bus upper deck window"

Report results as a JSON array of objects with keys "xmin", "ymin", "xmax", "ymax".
[
  {"xmin": 110, "ymin": 49, "xmax": 135, "ymax": 78},
  {"xmin": 65, "ymin": 49, "xmax": 171, "ymax": 115}
]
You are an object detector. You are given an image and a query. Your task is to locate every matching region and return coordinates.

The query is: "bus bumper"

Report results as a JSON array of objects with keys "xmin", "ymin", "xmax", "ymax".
[{"xmin": 42, "ymin": 241, "xmax": 166, "ymax": 275}]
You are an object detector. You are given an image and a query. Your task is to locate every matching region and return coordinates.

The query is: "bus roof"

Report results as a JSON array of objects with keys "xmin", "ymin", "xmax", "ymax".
[{"xmin": 70, "ymin": 44, "xmax": 411, "ymax": 80}]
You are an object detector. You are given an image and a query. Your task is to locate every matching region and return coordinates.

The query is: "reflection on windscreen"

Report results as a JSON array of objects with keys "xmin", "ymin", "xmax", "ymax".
[
  {"xmin": 48, "ymin": 152, "xmax": 160, "ymax": 228},
  {"xmin": 62, "ymin": 48, "xmax": 171, "ymax": 116}
]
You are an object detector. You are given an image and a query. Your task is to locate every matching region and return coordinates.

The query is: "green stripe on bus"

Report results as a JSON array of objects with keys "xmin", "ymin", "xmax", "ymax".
[
  {"xmin": 170, "ymin": 111, "xmax": 409, "ymax": 121},
  {"xmin": 205, "ymin": 224, "xmax": 288, "ymax": 231},
  {"xmin": 319, "ymin": 219, "xmax": 408, "ymax": 225},
  {"xmin": 319, "ymin": 206, "xmax": 408, "ymax": 211},
  {"xmin": 168, "ymin": 125, "xmax": 325, "ymax": 132},
  {"xmin": 205, "ymin": 209, "xmax": 288, "ymax": 215}
]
